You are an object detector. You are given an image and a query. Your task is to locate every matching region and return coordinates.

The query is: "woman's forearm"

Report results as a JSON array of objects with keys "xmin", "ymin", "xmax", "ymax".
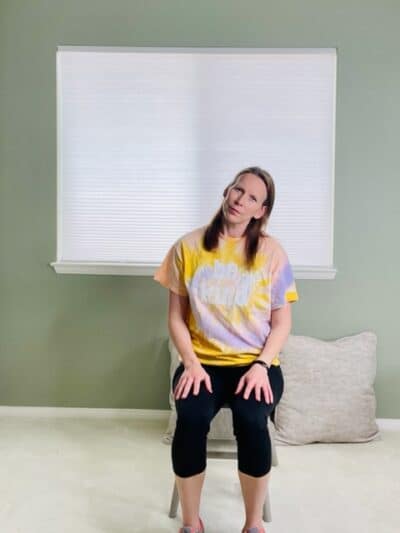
[
  {"xmin": 168, "ymin": 317, "xmax": 200, "ymax": 368},
  {"xmin": 257, "ymin": 323, "xmax": 291, "ymax": 367}
]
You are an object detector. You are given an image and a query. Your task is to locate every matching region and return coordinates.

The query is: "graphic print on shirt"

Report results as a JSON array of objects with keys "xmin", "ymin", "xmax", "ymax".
[
  {"xmin": 193, "ymin": 260, "xmax": 264, "ymax": 306},
  {"xmin": 188, "ymin": 257, "xmax": 271, "ymax": 352}
]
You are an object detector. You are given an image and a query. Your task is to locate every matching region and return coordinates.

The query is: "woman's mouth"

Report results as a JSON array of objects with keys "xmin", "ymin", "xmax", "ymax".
[{"xmin": 229, "ymin": 206, "xmax": 240, "ymax": 215}]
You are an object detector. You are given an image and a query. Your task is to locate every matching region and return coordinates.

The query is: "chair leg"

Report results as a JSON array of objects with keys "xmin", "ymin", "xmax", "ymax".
[
  {"xmin": 263, "ymin": 486, "xmax": 272, "ymax": 522},
  {"xmin": 169, "ymin": 479, "xmax": 179, "ymax": 518},
  {"xmin": 271, "ymin": 433, "xmax": 278, "ymax": 467},
  {"xmin": 264, "ymin": 430, "xmax": 277, "ymax": 522}
]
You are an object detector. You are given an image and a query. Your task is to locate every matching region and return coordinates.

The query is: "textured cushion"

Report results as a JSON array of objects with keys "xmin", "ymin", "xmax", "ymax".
[
  {"xmin": 162, "ymin": 338, "xmax": 236, "ymax": 444},
  {"xmin": 274, "ymin": 331, "xmax": 380, "ymax": 445}
]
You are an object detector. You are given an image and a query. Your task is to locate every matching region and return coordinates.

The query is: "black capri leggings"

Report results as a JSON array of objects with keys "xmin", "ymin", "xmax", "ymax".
[{"xmin": 171, "ymin": 362, "xmax": 284, "ymax": 478}]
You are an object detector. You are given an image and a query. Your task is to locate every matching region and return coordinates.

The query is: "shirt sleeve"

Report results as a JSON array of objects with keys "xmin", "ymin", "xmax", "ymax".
[
  {"xmin": 153, "ymin": 239, "xmax": 188, "ymax": 297},
  {"xmin": 271, "ymin": 245, "xmax": 299, "ymax": 310}
]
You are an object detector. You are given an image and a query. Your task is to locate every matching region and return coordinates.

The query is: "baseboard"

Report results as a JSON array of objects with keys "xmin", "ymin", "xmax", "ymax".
[
  {"xmin": 0, "ymin": 406, "xmax": 398, "ymax": 430},
  {"xmin": 0, "ymin": 406, "xmax": 169, "ymax": 421},
  {"xmin": 376, "ymin": 418, "xmax": 400, "ymax": 430}
]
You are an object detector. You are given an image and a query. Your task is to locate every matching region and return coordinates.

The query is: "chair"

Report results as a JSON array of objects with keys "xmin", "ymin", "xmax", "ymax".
[{"xmin": 168, "ymin": 412, "xmax": 279, "ymax": 523}]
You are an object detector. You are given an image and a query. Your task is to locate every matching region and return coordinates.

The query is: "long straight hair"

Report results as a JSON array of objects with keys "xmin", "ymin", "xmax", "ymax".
[{"xmin": 202, "ymin": 166, "xmax": 276, "ymax": 269}]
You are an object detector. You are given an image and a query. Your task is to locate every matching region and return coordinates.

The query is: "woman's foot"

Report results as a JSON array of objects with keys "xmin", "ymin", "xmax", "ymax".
[
  {"xmin": 179, "ymin": 516, "xmax": 204, "ymax": 533},
  {"xmin": 241, "ymin": 526, "xmax": 265, "ymax": 533}
]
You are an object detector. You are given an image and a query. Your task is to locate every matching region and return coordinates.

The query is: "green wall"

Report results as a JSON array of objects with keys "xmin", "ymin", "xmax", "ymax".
[{"xmin": 0, "ymin": 1, "xmax": 398, "ymax": 416}]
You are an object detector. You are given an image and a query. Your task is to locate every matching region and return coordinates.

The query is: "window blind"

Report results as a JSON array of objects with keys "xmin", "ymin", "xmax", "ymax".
[{"xmin": 53, "ymin": 47, "xmax": 337, "ymax": 278}]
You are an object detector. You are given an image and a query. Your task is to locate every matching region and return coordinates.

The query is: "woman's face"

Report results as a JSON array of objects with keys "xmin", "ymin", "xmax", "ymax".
[{"xmin": 222, "ymin": 172, "xmax": 267, "ymax": 226}]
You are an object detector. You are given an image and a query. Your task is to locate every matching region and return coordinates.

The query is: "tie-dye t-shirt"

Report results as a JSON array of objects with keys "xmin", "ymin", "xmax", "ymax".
[{"xmin": 154, "ymin": 225, "xmax": 299, "ymax": 367}]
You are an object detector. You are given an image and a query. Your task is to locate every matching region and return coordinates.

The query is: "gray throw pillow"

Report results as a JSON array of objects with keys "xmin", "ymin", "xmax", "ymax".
[{"xmin": 274, "ymin": 331, "xmax": 380, "ymax": 445}]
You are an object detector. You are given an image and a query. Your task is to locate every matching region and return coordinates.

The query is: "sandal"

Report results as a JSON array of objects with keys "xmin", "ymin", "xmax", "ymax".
[{"xmin": 179, "ymin": 517, "xmax": 205, "ymax": 533}]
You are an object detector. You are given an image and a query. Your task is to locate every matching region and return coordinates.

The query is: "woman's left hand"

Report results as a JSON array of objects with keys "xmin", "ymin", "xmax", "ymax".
[{"xmin": 235, "ymin": 364, "xmax": 274, "ymax": 403}]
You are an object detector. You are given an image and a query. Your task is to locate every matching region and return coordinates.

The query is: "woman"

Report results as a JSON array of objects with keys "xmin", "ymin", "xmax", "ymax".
[{"xmin": 154, "ymin": 166, "xmax": 299, "ymax": 533}]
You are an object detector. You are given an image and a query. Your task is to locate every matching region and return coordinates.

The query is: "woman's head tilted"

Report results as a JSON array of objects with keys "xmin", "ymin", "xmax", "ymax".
[
  {"xmin": 222, "ymin": 167, "xmax": 275, "ymax": 232},
  {"xmin": 203, "ymin": 166, "xmax": 276, "ymax": 269}
]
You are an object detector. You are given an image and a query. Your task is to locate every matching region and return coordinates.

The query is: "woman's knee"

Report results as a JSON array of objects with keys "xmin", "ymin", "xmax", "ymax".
[
  {"xmin": 232, "ymin": 400, "xmax": 269, "ymax": 434},
  {"xmin": 175, "ymin": 395, "xmax": 215, "ymax": 433},
  {"xmin": 236, "ymin": 426, "xmax": 271, "ymax": 477},
  {"xmin": 176, "ymin": 409, "xmax": 212, "ymax": 434}
]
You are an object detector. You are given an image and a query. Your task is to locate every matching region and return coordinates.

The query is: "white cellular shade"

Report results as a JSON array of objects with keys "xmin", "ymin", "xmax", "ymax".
[{"xmin": 54, "ymin": 47, "xmax": 337, "ymax": 277}]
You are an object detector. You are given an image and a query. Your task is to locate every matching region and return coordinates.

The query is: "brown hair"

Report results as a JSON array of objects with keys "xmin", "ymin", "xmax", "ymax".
[{"xmin": 202, "ymin": 166, "xmax": 275, "ymax": 269}]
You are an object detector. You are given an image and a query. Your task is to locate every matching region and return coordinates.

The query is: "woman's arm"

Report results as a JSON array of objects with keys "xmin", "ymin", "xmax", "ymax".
[
  {"xmin": 256, "ymin": 302, "xmax": 292, "ymax": 367},
  {"xmin": 235, "ymin": 303, "xmax": 292, "ymax": 403},
  {"xmin": 168, "ymin": 290, "xmax": 213, "ymax": 398},
  {"xmin": 168, "ymin": 290, "xmax": 199, "ymax": 368}
]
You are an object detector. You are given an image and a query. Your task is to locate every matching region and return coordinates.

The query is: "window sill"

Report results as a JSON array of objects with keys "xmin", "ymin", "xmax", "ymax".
[{"xmin": 50, "ymin": 261, "xmax": 337, "ymax": 279}]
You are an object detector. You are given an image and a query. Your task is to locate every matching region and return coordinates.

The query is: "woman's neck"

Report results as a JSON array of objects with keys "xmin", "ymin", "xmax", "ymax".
[{"xmin": 220, "ymin": 222, "xmax": 247, "ymax": 238}]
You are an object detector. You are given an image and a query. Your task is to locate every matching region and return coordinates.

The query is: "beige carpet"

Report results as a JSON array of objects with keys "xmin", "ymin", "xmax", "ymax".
[{"xmin": 0, "ymin": 412, "xmax": 399, "ymax": 533}]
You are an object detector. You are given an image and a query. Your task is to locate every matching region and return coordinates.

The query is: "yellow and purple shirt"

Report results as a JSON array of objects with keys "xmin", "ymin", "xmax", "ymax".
[{"xmin": 154, "ymin": 225, "xmax": 299, "ymax": 367}]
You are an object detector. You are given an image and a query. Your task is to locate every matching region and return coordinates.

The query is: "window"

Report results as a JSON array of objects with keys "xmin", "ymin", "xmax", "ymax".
[{"xmin": 52, "ymin": 46, "xmax": 337, "ymax": 278}]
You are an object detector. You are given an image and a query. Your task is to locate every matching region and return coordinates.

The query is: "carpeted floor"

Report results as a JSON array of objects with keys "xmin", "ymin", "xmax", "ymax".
[{"xmin": 0, "ymin": 412, "xmax": 399, "ymax": 533}]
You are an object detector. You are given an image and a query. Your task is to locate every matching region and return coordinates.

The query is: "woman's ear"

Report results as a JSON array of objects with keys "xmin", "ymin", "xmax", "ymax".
[{"xmin": 254, "ymin": 205, "xmax": 266, "ymax": 220}]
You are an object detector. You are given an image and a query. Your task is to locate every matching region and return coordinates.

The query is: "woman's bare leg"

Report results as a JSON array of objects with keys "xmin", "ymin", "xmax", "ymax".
[
  {"xmin": 238, "ymin": 470, "xmax": 270, "ymax": 530},
  {"xmin": 175, "ymin": 470, "xmax": 206, "ymax": 529}
]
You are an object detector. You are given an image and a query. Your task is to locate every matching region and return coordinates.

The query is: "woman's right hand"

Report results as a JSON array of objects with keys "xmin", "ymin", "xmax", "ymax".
[{"xmin": 174, "ymin": 361, "xmax": 213, "ymax": 399}]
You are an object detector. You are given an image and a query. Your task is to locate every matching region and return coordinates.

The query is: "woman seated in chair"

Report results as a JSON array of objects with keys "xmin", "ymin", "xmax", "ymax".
[{"xmin": 154, "ymin": 166, "xmax": 299, "ymax": 533}]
